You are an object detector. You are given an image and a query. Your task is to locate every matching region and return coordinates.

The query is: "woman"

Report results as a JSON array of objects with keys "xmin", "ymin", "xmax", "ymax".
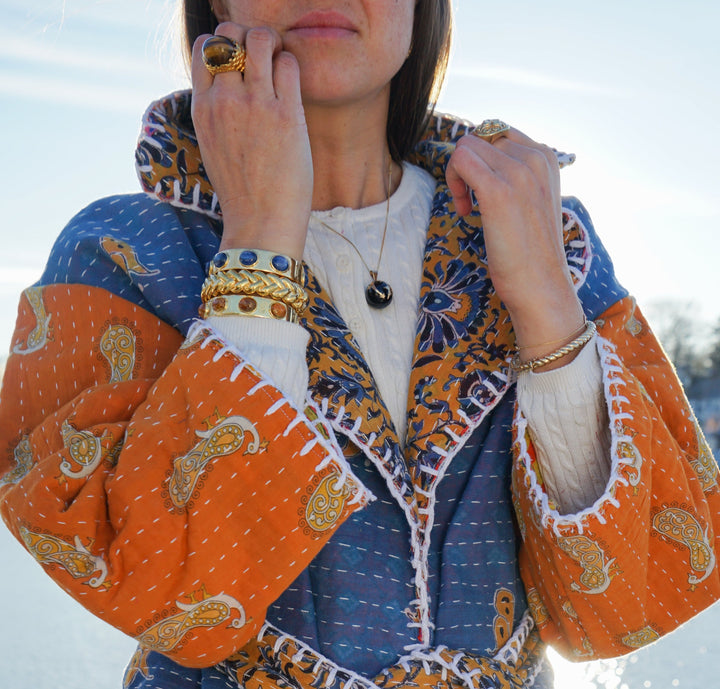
[{"xmin": 1, "ymin": 1, "xmax": 718, "ymax": 687}]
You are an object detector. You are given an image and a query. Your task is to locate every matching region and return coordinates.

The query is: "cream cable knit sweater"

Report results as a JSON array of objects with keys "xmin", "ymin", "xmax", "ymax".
[{"xmin": 208, "ymin": 163, "xmax": 610, "ymax": 514}]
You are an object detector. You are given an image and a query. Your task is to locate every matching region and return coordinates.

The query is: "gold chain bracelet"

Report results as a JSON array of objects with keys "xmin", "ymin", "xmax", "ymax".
[{"xmin": 201, "ymin": 269, "xmax": 308, "ymax": 314}]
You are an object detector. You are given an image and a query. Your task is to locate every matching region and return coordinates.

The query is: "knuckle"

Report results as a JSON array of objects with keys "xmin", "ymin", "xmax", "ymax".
[
  {"xmin": 212, "ymin": 88, "xmax": 244, "ymax": 114},
  {"xmin": 247, "ymin": 27, "xmax": 272, "ymax": 44},
  {"xmin": 192, "ymin": 33, "xmax": 210, "ymax": 55},
  {"xmin": 451, "ymin": 142, "xmax": 475, "ymax": 166},
  {"xmin": 215, "ymin": 21, "xmax": 239, "ymax": 35},
  {"xmin": 509, "ymin": 159, "xmax": 534, "ymax": 184},
  {"xmin": 538, "ymin": 143, "xmax": 554, "ymax": 157},
  {"xmin": 276, "ymin": 51, "xmax": 299, "ymax": 72}
]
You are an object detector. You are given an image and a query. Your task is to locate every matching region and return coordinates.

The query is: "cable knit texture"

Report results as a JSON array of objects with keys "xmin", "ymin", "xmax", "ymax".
[
  {"xmin": 517, "ymin": 336, "xmax": 611, "ymax": 513},
  {"xmin": 205, "ymin": 315, "xmax": 311, "ymax": 403}
]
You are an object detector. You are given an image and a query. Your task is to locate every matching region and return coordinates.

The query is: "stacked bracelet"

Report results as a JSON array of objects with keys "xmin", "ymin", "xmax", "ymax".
[
  {"xmin": 511, "ymin": 320, "xmax": 597, "ymax": 373},
  {"xmin": 209, "ymin": 248, "xmax": 304, "ymax": 284},
  {"xmin": 202, "ymin": 269, "xmax": 308, "ymax": 314},
  {"xmin": 200, "ymin": 294, "xmax": 299, "ymax": 324},
  {"xmin": 200, "ymin": 248, "xmax": 308, "ymax": 322}
]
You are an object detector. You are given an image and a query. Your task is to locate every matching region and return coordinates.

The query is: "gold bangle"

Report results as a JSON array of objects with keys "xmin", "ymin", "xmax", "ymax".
[
  {"xmin": 201, "ymin": 269, "xmax": 309, "ymax": 314},
  {"xmin": 210, "ymin": 248, "xmax": 304, "ymax": 284},
  {"xmin": 512, "ymin": 320, "xmax": 597, "ymax": 373},
  {"xmin": 199, "ymin": 294, "xmax": 299, "ymax": 324}
]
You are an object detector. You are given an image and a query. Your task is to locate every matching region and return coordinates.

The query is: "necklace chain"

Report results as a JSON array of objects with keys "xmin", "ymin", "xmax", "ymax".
[{"xmin": 314, "ymin": 161, "xmax": 395, "ymax": 309}]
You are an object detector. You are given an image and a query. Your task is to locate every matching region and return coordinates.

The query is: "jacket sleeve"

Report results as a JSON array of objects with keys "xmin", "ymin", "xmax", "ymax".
[
  {"xmin": 512, "ymin": 210, "xmax": 720, "ymax": 660},
  {"xmin": 0, "ymin": 283, "xmax": 371, "ymax": 668}
]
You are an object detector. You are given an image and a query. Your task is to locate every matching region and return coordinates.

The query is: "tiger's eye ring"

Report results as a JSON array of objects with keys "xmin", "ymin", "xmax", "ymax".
[
  {"xmin": 472, "ymin": 119, "xmax": 511, "ymax": 144},
  {"xmin": 202, "ymin": 35, "xmax": 247, "ymax": 76}
]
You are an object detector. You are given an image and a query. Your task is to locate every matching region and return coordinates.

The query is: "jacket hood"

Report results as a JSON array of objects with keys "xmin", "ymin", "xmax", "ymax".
[{"xmin": 135, "ymin": 89, "xmax": 481, "ymax": 219}]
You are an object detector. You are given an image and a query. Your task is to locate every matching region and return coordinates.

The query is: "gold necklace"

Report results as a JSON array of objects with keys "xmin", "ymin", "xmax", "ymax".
[{"xmin": 314, "ymin": 161, "xmax": 394, "ymax": 309}]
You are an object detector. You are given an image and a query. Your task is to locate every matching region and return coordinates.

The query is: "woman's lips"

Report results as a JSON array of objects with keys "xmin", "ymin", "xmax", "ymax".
[{"xmin": 288, "ymin": 11, "xmax": 357, "ymax": 38}]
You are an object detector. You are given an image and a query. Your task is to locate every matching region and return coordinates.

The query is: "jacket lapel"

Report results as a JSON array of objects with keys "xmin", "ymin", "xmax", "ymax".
[
  {"xmin": 302, "ymin": 270, "xmax": 415, "ymax": 510},
  {"xmin": 405, "ymin": 123, "xmax": 516, "ymax": 495}
]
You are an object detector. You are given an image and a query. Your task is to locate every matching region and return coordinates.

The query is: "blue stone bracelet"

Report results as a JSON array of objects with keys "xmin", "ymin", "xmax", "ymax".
[{"xmin": 209, "ymin": 248, "xmax": 304, "ymax": 284}]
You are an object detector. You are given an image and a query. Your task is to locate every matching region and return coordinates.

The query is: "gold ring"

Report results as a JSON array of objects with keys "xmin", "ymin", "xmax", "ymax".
[
  {"xmin": 202, "ymin": 35, "xmax": 247, "ymax": 76},
  {"xmin": 472, "ymin": 119, "xmax": 510, "ymax": 144}
]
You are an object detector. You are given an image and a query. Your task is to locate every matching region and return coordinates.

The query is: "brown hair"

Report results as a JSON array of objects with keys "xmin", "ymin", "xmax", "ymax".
[{"xmin": 182, "ymin": 0, "xmax": 452, "ymax": 161}]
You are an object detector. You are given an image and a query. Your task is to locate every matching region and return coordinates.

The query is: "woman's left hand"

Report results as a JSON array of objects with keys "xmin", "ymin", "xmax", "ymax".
[{"xmin": 446, "ymin": 127, "xmax": 585, "ymax": 364}]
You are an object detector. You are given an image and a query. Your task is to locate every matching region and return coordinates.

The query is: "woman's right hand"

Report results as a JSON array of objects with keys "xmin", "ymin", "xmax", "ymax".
[{"xmin": 191, "ymin": 23, "xmax": 313, "ymax": 259}]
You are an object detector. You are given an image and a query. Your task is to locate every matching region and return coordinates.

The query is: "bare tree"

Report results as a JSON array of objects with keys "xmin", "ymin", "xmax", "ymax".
[
  {"xmin": 645, "ymin": 300, "xmax": 711, "ymax": 384},
  {"xmin": 708, "ymin": 317, "xmax": 720, "ymax": 377}
]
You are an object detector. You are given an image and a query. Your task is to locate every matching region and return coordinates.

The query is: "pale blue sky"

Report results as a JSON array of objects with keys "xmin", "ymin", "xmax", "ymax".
[{"xmin": 1, "ymin": 3, "xmax": 720, "ymax": 686}]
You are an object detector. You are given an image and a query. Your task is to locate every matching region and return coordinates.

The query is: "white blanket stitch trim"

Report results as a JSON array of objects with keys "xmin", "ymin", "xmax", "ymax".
[
  {"xmin": 561, "ymin": 204, "xmax": 593, "ymax": 293},
  {"xmin": 227, "ymin": 617, "xmax": 542, "ymax": 689},
  {"xmin": 514, "ymin": 335, "xmax": 638, "ymax": 534}
]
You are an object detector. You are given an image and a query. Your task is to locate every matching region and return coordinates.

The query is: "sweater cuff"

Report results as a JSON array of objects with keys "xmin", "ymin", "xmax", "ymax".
[
  {"xmin": 205, "ymin": 316, "xmax": 310, "ymax": 406},
  {"xmin": 516, "ymin": 335, "xmax": 612, "ymax": 514}
]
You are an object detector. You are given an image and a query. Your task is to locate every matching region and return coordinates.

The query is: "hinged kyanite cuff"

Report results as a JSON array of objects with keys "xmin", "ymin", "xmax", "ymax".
[{"xmin": 210, "ymin": 249, "xmax": 304, "ymax": 284}]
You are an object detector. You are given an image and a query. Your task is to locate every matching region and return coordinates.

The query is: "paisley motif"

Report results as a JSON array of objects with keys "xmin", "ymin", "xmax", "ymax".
[
  {"xmin": 623, "ymin": 297, "xmax": 644, "ymax": 336},
  {"xmin": 652, "ymin": 507, "xmax": 716, "ymax": 588},
  {"xmin": 136, "ymin": 591, "xmax": 246, "ymax": 654},
  {"xmin": 100, "ymin": 236, "xmax": 160, "ymax": 276},
  {"xmin": 303, "ymin": 470, "xmax": 353, "ymax": 534},
  {"xmin": 621, "ymin": 625, "xmax": 661, "ymax": 649},
  {"xmin": 123, "ymin": 646, "xmax": 153, "ymax": 688},
  {"xmin": 168, "ymin": 415, "xmax": 260, "ymax": 510},
  {"xmin": 525, "ymin": 587, "xmax": 549, "ymax": 627},
  {"xmin": 100, "ymin": 323, "xmax": 137, "ymax": 382},
  {"xmin": 59, "ymin": 420, "xmax": 108, "ymax": 479},
  {"xmin": 571, "ymin": 637, "xmax": 595, "ymax": 660},
  {"xmin": 19, "ymin": 527, "xmax": 108, "ymax": 588},
  {"xmin": 561, "ymin": 600, "xmax": 578, "ymax": 620},
  {"xmin": 616, "ymin": 426, "xmax": 642, "ymax": 494},
  {"xmin": 12, "ymin": 286, "xmax": 51, "ymax": 355},
  {"xmin": 557, "ymin": 535, "xmax": 618, "ymax": 594},
  {"xmin": 492, "ymin": 588, "xmax": 515, "ymax": 652},
  {"xmin": 688, "ymin": 422, "xmax": 719, "ymax": 494},
  {"xmin": 0, "ymin": 436, "xmax": 34, "ymax": 486}
]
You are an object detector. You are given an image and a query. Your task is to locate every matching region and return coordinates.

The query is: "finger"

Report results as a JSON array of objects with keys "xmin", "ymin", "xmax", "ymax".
[
  {"xmin": 190, "ymin": 33, "xmax": 216, "ymax": 95},
  {"xmin": 273, "ymin": 51, "xmax": 302, "ymax": 106},
  {"xmin": 244, "ymin": 27, "xmax": 283, "ymax": 91},
  {"xmin": 493, "ymin": 137, "xmax": 558, "ymax": 188},
  {"xmin": 499, "ymin": 128, "xmax": 561, "ymax": 176},
  {"xmin": 446, "ymin": 144, "xmax": 496, "ymax": 217},
  {"xmin": 468, "ymin": 126, "xmax": 556, "ymax": 171},
  {"xmin": 457, "ymin": 133, "xmax": 518, "ymax": 181},
  {"xmin": 461, "ymin": 132, "xmax": 556, "ymax": 196},
  {"xmin": 210, "ymin": 22, "xmax": 249, "ymax": 84}
]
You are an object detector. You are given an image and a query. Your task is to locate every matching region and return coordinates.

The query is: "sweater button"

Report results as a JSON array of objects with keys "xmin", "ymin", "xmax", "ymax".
[{"xmin": 336, "ymin": 254, "xmax": 350, "ymax": 270}]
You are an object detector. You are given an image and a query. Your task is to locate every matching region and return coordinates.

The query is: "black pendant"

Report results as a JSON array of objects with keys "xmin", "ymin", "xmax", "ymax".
[{"xmin": 365, "ymin": 279, "xmax": 393, "ymax": 309}]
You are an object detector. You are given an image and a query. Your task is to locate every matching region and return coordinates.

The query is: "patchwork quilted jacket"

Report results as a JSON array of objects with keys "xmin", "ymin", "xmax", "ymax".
[{"xmin": 1, "ymin": 91, "xmax": 718, "ymax": 689}]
